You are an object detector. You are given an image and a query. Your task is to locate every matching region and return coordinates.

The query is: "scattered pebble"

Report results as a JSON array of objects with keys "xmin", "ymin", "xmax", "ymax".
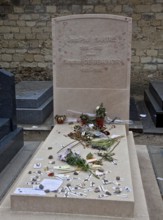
[
  {"xmin": 73, "ymin": 171, "xmax": 79, "ymax": 175},
  {"xmin": 39, "ymin": 184, "xmax": 44, "ymax": 190},
  {"xmin": 105, "ymin": 191, "xmax": 112, "ymax": 196},
  {"xmin": 116, "ymin": 176, "xmax": 120, "ymax": 181},
  {"xmin": 114, "ymin": 186, "xmax": 121, "ymax": 194},
  {"xmin": 94, "ymin": 187, "xmax": 101, "ymax": 193}
]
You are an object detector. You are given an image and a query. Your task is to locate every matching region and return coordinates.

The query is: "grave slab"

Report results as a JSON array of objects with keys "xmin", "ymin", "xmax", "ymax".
[
  {"xmin": 16, "ymin": 97, "xmax": 53, "ymax": 125},
  {"xmin": 149, "ymin": 81, "xmax": 163, "ymax": 110},
  {"xmin": 0, "ymin": 127, "xmax": 24, "ymax": 173},
  {"xmin": 0, "ymin": 131, "xmax": 149, "ymax": 220},
  {"xmin": 10, "ymin": 124, "xmax": 134, "ymax": 218},
  {"xmin": 0, "ymin": 118, "xmax": 10, "ymax": 140},
  {"xmin": 16, "ymin": 81, "xmax": 53, "ymax": 108},
  {"xmin": 137, "ymin": 100, "xmax": 163, "ymax": 134},
  {"xmin": 0, "ymin": 69, "xmax": 17, "ymax": 130},
  {"xmin": 144, "ymin": 89, "xmax": 163, "ymax": 127},
  {"xmin": 52, "ymin": 14, "xmax": 132, "ymax": 120}
]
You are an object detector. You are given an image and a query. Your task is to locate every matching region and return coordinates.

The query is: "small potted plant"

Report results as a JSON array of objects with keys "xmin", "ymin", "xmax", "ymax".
[
  {"xmin": 95, "ymin": 103, "xmax": 106, "ymax": 128},
  {"xmin": 55, "ymin": 115, "xmax": 66, "ymax": 124},
  {"xmin": 80, "ymin": 114, "xmax": 89, "ymax": 125}
]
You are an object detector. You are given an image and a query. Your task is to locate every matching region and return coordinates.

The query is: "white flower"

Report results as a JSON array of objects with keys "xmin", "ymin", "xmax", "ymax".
[{"xmin": 96, "ymin": 106, "xmax": 100, "ymax": 110}]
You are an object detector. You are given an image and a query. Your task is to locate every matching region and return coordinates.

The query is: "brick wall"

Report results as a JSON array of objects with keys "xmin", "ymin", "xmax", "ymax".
[{"xmin": 0, "ymin": 0, "xmax": 163, "ymax": 94}]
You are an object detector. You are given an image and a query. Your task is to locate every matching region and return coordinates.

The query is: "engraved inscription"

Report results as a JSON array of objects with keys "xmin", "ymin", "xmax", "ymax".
[
  {"xmin": 67, "ymin": 36, "xmax": 118, "ymax": 44},
  {"xmin": 64, "ymin": 59, "xmax": 123, "ymax": 65},
  {"xmin": 62, "ymin": 34, "xmax": 125, "ymax": 73}
]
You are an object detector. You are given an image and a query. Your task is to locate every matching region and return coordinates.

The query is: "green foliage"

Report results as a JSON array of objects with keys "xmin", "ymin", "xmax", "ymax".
[
  {"xmin": 96, "ymin": 103, "xmax": 106, "ymax": 118},
  {"xmin": 86, "ymin": 152, "xmax": 94, "ymax": 160},
  {"xmin": 66, "ymin": 151, "xmax": 90, "ymax": 171},
  {"xmin": 91, "ymin": 138, "xmax": 117, "ymax": 150}
]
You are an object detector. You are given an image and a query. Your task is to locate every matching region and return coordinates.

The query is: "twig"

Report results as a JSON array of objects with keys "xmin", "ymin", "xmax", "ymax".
[{"xmin": 57, "ymin": 140, "xmax": 77, "ymax": 153}]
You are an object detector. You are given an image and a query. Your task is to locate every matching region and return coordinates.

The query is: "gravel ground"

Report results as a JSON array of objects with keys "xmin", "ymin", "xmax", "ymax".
[{"xmin": 134, "ymin": 132, "xmax": 163, "ymax": 146}]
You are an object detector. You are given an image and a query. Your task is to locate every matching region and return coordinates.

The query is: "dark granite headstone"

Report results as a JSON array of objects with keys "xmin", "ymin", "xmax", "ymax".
[
  {"xmin": 0, "ymin": 118, "xmax": 10, "ymax": 140},
  {"xmin": 0, "ymin": 69, "xmax": 24, "ymax": 173},
  {"xmin": 0, "ymin": 69, "xmax": 17, "ymax": 130},
  {"xmin": 144, "ymin": 89, "xmax": 163, "ymax": 127},
  {"xmin": 149, "ymin": 81, "xmax": 163, "ymax": 110}
]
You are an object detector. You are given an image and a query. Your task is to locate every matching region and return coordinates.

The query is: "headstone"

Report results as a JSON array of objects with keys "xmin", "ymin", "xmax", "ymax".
[
  {"xmin": 0, "ymin": 69, "xmax": 23, "ymax": 172},
  {"xmin": 0, "ymin": 69, "xmax": 17, "ymax": 130},
  {"xmin": 0, "ymin": 118, "xmax": 10, "ymax": 140},
  {"xmin": 52, "ymin": 14, "xmax": 132, "ymax": 120}
]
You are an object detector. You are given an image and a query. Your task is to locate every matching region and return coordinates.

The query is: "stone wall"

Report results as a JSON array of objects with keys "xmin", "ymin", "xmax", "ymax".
[{"xmin": 0, "ymin": 0, "xmax": 163, "ymax": 95}]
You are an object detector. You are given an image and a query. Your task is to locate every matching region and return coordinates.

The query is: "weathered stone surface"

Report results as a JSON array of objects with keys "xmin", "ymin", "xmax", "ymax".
[
  {"xmin": 10, "ymin": 124, "xmax": 135, "ymax": 218},
  {"xmin": 52, "ymin": 14, "xmax": 132, "ymax": 120},
  {"xmin": 16, "ymin": 97, "xmax": 53, "ymax": 125},
  {"xmin": 16, "ymin": 81, "xmax": 53, "ymax": 108},
  {"xmin": 0, "ymin": 1, "xmax": 163, "ymax": 94}
]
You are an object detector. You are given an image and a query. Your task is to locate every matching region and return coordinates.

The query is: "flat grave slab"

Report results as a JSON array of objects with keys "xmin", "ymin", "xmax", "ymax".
[
  {"xmin": 16, "ymin": 81, "xmax": 53, "ymax": 108},
  {"xmin": 16, "ymin": 97, "xmax": 53, "ymax": 125},
  {"xmin": 11, "ymin": 124, "xmax": 134, "ymax": 218},
  {"xmin": 0, "ymin": 131, "xmax": 149, "ymax": 220}
]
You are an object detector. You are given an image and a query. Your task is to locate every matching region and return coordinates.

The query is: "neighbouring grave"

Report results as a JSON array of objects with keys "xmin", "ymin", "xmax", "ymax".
[
  {"xmin": 144, "ymin": 81, "xmax": 163, "ymax": 127},
  {"xmin": 16, "ymin": 81, "xmax": 53, "ymax": 125},
  {"xmin": 7, "ymin": 15, "xmax": 149, "ymax": 220},
  {"xmin": 0, "ymin": 69, "xmax": 23, "ymax": 172}
]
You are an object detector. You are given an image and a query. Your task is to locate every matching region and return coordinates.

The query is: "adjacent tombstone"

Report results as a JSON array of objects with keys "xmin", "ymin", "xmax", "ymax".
[
  {"xmin": 0, "ymin": 69, "xmax": 17, "ymax": 130},
  {"xmin": 144, "ymin": 81, "xmax": 163, "ymax": 127},
  {"xmin": 0, "ymin": 69, "xmax": 23, "ymax": 172},
  {"xmin": 16, "ymin": 81, "xmax": 53, "ymax": 125},
  {"xmin": 52, "ymin": 14, "xmax": 132, "ymax": 120}
]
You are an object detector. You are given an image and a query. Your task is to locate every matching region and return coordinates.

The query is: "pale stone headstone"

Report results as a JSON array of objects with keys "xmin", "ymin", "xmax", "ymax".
[{"xmin": 52, "ymin": 14, "xmax": 132, "ymax": 120}]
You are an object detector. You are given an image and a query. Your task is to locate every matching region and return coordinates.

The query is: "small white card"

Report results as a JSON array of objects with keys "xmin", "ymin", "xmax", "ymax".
[
  {"xmin": 33, "ymin": 163, "xmax": 42, "ymax": 169},
  {"xmin": 40, "ymin": 178, "xmax": 63, "ymax": 191},
  {"xmin": 14, "ymin": 188, "xmax": 46, "ymax": 195}
]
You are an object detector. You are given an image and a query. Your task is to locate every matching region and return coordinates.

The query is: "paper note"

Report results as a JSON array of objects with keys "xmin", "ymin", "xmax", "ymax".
[
  {"xmin": 157, "ymin": 177, "xmax": 163, "ymax": 181},
  {"xmin": 40, "ymin": 178, "xmax": 63, "ymax": 191},
  {"xmin": 14, "ymin": 188, "xmax": 46, "ymax": 195}
]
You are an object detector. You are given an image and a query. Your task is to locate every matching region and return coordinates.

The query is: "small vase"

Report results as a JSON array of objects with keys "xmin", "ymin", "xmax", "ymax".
[
  {"xmin": 81, "ymin": 119, "xmax": 87, "ymax": 125},
  {"xmin": 55, "ymin": 115, "xmax": 66, "ymax": 124},
  {"xmin": 96, "ymin": 117, "xmax": 104, "ymax": 128}
]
